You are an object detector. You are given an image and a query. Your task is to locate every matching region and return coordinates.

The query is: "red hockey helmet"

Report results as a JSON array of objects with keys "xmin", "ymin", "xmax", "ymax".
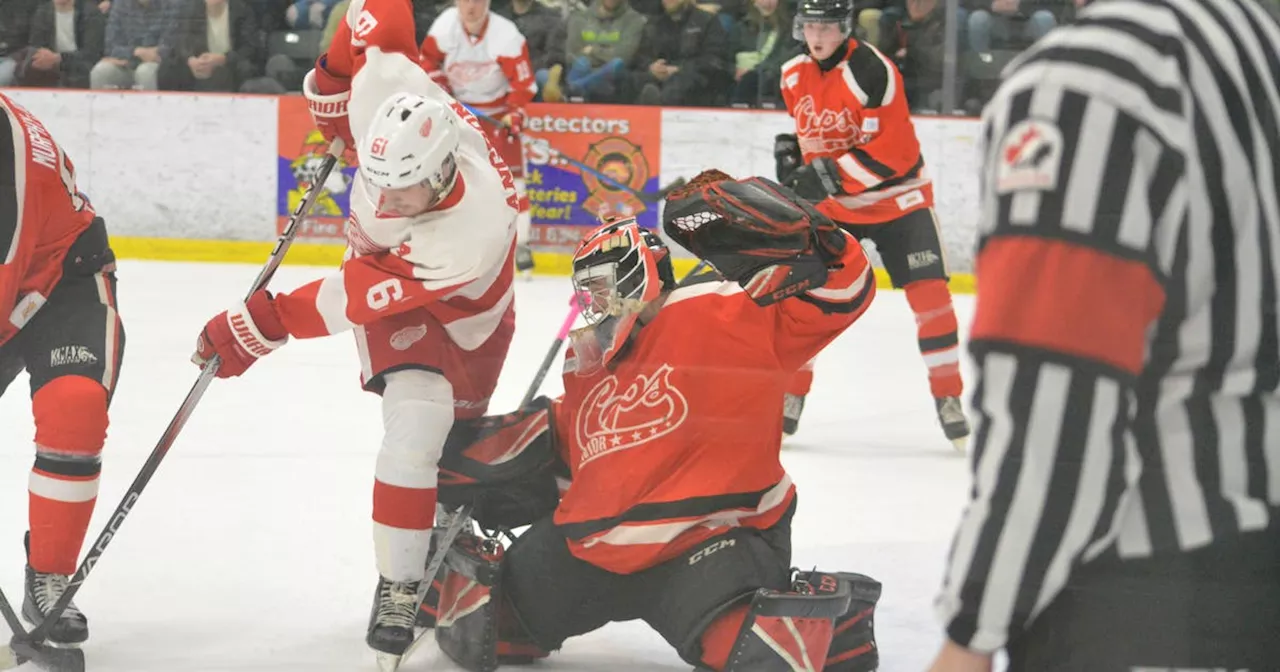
[{"xmin": 569, "ymin": 218, "xmax": 675, "ymax": 371}]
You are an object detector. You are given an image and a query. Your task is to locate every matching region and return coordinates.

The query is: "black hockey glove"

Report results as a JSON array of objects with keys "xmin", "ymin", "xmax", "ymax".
[
  {"xmin": 787, "ymin": 156, "xmax": 844, "ymax": 203},
  {"xmin": 774, "ymin": 133, "xmax": 803, "ymax": 185},
  {"xmin": 663, "ymin": 169, "xmax": 847, "ymax": 306}
]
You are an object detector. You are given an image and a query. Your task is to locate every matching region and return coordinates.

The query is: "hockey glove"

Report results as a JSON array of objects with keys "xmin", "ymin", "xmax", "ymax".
[
  {"xmin": 663, "ymin": 169, "xmax": 847, "ymax": 306},
  {"xmin": 774, "ymin": 133, "xmax": 803, "ymax": 185},
  {"xmin": 192, "ymin": 290, "xmax": 290, "ymax": 378},
  {"xmin": 787, "ymin": 156, "xmax": 843, "ymax": 203},
  {"xmin": 303, "ymin": 56, "xmax": 356, "ymax": 163},
  {"xmin": 500, "ymin": 109, "xmax": 526, "ymax": 137}
]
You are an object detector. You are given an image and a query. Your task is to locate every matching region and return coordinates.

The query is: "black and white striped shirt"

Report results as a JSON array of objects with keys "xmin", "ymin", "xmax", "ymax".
[{"xmin": 935, "ymin": 0, "xmax": 1280, "ymax": 652}]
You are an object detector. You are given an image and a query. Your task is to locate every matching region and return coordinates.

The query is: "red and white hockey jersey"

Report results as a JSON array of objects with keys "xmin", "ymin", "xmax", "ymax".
[
  {"xmin": 420, "ymin": 8, "xmax": 538, "ymax": 117},
  {"xmin": 0, "ymin": 93, "xmax": 99, "ymax": 348},
  {"xmin": 781, "ymin": 38, "xmax": 933, "ymax": 225},
  {"xmin": 275, "ymin": 0, "xmax": 520, "ymax": 349}
]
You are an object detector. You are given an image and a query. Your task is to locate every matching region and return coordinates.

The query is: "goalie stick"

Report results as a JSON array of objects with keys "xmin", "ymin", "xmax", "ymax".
[
  {"xmin": 0, "ymin": 142, "xmax": 345, "ymax": 672},
  {"xmin": 458, "ymin": 104, "xmax": 688, "ymax": 205}
]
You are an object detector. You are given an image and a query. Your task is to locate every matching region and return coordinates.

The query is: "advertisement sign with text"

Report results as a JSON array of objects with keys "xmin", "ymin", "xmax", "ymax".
[{"xmin": 276, "ymin": 97, "xmax": 356, "ymax": 243}]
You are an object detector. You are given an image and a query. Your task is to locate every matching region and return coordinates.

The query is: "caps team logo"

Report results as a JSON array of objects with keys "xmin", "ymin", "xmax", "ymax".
[{"xmin": 575, "ymin": 363, "xmax": 689, "ymax": 468}]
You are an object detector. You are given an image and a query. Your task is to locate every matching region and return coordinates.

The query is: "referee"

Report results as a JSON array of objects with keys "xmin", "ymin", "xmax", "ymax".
[{"xmin": 928, "ymin": 0, "xmax": 1280, "ymax": 670}]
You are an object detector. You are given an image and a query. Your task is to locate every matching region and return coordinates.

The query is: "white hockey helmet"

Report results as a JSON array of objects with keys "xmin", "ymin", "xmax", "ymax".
[{"xmin": 358, "ymin": 93, "xmax": 462, "ymax": 210}]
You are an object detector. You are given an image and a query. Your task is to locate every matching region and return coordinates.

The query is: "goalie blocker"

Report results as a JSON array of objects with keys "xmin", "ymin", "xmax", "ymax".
[{"xmin": 424, "ymin": 400, "xmax": 881, "ymax": 672}]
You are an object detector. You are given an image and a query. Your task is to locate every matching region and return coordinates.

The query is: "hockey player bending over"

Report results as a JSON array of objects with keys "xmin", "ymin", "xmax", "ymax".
[
  {"xmin": 191, "ymin": 3, "xmax": 520, "ymax": 664},
  {"xmin": 0, "ymin": 93, "xmax": 124, "ymax": 648},
  {"xmin": 420, "ymin": 170, "xmax": 882, "ymax": 672},
  {"xmin": 775, "ymin": 0, "xmax": 969, "ymax": 449}
]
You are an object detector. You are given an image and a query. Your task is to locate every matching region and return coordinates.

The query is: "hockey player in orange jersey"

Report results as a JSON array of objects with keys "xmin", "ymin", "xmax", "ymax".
[
  {"xmin": 776, "ymin": 0, "xmax": 969, "ymax": 449},
  {"xmin": 412, "ymin": 171, "xmax": 883, "ymax": 672},
  {"xmin": 0, "ymin": 94, "xmax": 124, "ymax": 648},
  {"xmin": 421, "ymin": 0, "xmax": 539, "ymax": 275}
]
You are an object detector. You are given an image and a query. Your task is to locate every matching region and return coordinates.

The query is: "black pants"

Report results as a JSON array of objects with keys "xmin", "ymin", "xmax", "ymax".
[
  {"xmin": 0, "ymin": 218, "xmax": 124, "ymax": 401},
  {"xmin": 843, "ymin": 207, "xmax": 949, "ymax": 288},
  {"xmin": 1007, "ymin": 529, "xmax": 1280, "ymax": 671},
  {"xmin": 504, "ymin": 501, "xmax": 796, "ymax": 666}
]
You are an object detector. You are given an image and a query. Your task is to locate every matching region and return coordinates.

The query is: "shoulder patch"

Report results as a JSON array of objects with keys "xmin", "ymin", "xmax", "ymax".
[{"xmin": 994, "ymin": 118, "xmax": 1064, "ymax": 194}]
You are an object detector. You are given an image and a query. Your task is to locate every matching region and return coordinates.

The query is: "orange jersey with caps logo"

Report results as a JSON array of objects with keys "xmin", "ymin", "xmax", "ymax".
[{"xmin": 781, "ymin": 39, "xmax": 933, "ymax": 224}]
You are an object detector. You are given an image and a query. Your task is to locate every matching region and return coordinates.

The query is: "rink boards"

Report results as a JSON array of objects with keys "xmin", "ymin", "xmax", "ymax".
[{"xmin": 4, "ymin": 89, "xmax": 982, "ymax": 292}]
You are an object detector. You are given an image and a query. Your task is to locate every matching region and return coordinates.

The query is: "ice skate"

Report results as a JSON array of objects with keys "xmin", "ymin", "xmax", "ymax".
[
  {"xmin": 515, "ymin": 244, "xmax": 535, "ymax": 279},
  {"xmin": 935, "ymin": 396, "xmax": 970, "ymax": 452},
  {"xmin": 783, "ymin": 393, "xmax": 806, "ymax": 437},
  {"xmin": 22, "ymin": 567, "xmax": 88, "ymax": 647},
  {"xmin": 367, "ymin": 575, "xmax": 422, "ymax": 671}
]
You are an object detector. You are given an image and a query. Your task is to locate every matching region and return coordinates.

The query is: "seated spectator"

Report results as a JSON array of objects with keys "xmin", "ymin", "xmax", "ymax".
[
  {"xmin": 18, "ymin": 0, "xmax": 107, "ymax": 88},
  {"xmin": 90, "ymin": 0, "xmax": 175, "ymax": 89},
  {"xmin": 160, "ymin": 0, "xmax": 283, "ymax": 92},
  {"xmin": 0, "ymin": 0, "xmax": 41, "ymax": 86},
  {"xmin": 319, "ymin": 0, "xmax": 347, "ymax": 51},
  {"xmin": 247, "ymin": 0, "xmax": 290, "ymax": 31},
  {"xmin": 626, "ymin": 0, "xmax": 729, "ymax": 106},
  {"xmin": 543, "ymin": 0, "xmax": 645, "ymax": 102},
  {"xmin": 965, "ymin": 0, "xmax": 1056, "ymax": 55},
  {"xmin": 729, "ymin": 0, "xmax": 796, "ymax": 107},
  {"xmin": 495, "ymin": 0, "xmax": 566, "ymax": 97},
  {"xmin": 879, "ymin": 0, "xmax": 961, "ymax": 112},
  {"xmin": 285, "ymin": 0, "xmax": 340, "ymax": 29},
  {"xmin": 854, "ymin": 0, "xmax": 885, "ymax": 45}
]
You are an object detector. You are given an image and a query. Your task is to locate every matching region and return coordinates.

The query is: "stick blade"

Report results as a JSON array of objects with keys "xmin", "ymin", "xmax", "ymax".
[
  {"xmin": 0, "ymin": 644, "xmax": 22, "ymax": 670},
  {"xmin": 8, "ymin": 639, "xmax": 84, "ymax": 672}
]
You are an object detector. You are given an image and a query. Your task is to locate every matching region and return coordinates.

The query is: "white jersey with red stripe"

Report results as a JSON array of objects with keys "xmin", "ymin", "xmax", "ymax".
[
  {"xmin": 420, "ymin": 8, "xmax": 538, "ymax": 116},
  {"xmin": 277, "ymin": 4, "xmax": 521, "ymax": 349}
]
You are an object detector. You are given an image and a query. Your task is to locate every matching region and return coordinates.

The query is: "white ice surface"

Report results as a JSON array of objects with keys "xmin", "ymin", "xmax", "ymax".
[{"xmin": 0, "ymin": 260, "xmax": 977, "ymax": 671}]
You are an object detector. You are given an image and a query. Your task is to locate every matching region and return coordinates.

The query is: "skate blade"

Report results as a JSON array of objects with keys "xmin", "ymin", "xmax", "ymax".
[
  {"xmin": 375, "ymin": 651, "xmax": 403, "ymax": 672},
  {"xmin": 8, "ymin": 638, "xmax": 84, "ymax": 672}
]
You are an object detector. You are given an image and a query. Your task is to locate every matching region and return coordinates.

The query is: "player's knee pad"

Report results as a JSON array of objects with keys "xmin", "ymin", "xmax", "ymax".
[
  {"xmin": 32, "ymin": 375, "xmax": 108, "ymax": 459},
  {"xmin": 377, "ymin": 369, "xmax": 455, "ymax": 487},
  {"xmin": 436, "ymin": 396, "xmax": 566, "ymax": 531},
  {"xmin": 700, "ymin": 570, "xmax": 880, "ymax": 672},
  {"xmin": 433, "ymin": 529, "xmax": 550, "ymax": 672}
]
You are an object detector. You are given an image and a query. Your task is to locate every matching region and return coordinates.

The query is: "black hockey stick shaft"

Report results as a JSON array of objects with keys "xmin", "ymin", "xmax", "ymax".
[
  {"xmin": 19, "ymin": 147, "xmax": 344, "ymax": 648},
  {"xmin": 459, "ymin": 104, "xmax": 686, "ymax": 204}
]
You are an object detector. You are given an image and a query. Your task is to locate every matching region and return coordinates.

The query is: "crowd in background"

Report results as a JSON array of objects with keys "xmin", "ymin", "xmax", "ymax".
[{"xmin": 2, "ymin": 0, "xmax": 1279, "ymax": 114}]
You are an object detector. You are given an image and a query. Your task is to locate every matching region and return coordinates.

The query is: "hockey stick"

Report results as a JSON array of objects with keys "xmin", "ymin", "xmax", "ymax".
[
  {"xmin": 459, "ymin": 104, "xmax": 687, "ymax": 204},
  {"xmin": 0, "ymin": 144, "xmax": 344, "ymax": 672},
  {"xmin": 522, "ymin": 291, "xmax": 584, "ymax": 407}
]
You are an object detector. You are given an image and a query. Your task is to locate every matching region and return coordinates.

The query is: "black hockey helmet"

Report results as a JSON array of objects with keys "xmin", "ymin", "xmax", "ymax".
[{"xmin": 793, "ymin": 0, "xmax": 853, "ymax": 39}]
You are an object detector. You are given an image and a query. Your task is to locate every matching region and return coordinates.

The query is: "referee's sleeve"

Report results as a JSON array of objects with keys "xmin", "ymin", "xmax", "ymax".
[{"xmin": 934, "ymin": 59, "xmax": 1184, "ymax": 651}]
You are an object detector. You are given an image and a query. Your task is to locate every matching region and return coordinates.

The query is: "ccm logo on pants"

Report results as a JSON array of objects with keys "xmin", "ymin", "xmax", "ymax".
[{"xmin": 689, "ymin": 539, "xmax": 736, "ymax": 565}]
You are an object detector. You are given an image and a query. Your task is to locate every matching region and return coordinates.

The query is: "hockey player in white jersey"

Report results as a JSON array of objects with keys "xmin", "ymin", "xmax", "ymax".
[
  {"xmin": 421, "ymin": 0, "xmax": 539, "ymax": 274},
  {"xmin": 191, "ymin": 1, "xmax": 521, "ymax": 667}
]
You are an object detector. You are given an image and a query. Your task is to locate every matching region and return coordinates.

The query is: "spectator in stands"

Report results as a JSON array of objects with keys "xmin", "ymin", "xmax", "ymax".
[
  {"xmin": 964, "ymin": 0, "xmax": 1056, "ymax": 55},
  {"xmin": 627, "ymin": 0, "xmax": 729, "ymax": 106},
  {"xmin": 729, "ymin": 0, "xmax": 795, "ymax": 107},
  {"xmin": 319, "ymin": 0, "xmax": 347, "ymax": 51},
  {"xmin": 0, "ymin": 0, "xmax": 41, "ymax": 86},
  {"xmin": 285, "ymin": 0, "xmax": 340, "ymax": 29},
  {"xmin": 495, "ymin": 0, "xmax": 566, "ymax": 99},
  {"xmin": 91, "ymin": 0, "xmax": 176, "ymax": 89},
  {"xmin": 18, "ymin": 0, "xmax": 107, "ymax": 88},
  {"xmin": 247, "ymin": 0, "xmax": 290, "ymax": 31},
  {"xmin": 879, "ymin": 0, "xmax": 963, "ymax": 112},
  {"xmin": 543, "ymin": 0, "xmax": 645, "ymax": 102},
  {"xmin": 159, "ymin": 0, "xmax": 283, "ymax": 92},
  {"xmin": 854, "ymin": 0, "xmax": 886, "ymax": 45}
]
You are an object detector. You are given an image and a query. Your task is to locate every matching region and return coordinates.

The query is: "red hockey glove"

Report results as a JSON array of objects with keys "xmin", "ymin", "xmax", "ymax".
[
  {"xmin": 663, "ymin": 169, "xmax": 846, "ymax": 306},
  {"xmin": 303, "ymin": 56, "xmax": 356, "ymax": 163},
  {"xmin": 786, "ymin": 156, "xmax": 843, "ymax": 202},
  {"xmin": 192, "ymin": 290, "xmax": 290, "ymax": 378}
]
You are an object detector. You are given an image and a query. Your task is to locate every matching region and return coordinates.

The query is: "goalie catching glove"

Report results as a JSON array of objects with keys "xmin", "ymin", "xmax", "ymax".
[{"xmin": 662, "ymin": 169, "xmax": 846, "ymax": 306}]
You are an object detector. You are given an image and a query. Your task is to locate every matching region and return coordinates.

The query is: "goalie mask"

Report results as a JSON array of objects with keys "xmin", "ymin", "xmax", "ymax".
[{"xmin": 569, "ymin": 218, "xmax": 675, "ymax": 373}]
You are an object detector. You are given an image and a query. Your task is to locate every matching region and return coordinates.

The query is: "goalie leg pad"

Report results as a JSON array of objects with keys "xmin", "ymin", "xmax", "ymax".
[
  {"xmin": 433, "ymin": 530, "xmax": 550, "ymax": 672},
  {"xmin": 810, "ymin": 571, "xmax": 881, "ymax": 672}
]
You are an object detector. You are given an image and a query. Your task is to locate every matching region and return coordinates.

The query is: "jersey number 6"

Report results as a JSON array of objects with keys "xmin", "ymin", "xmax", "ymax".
[{"xmin": 367, "ymin": 278, "xmax": 405, "ymax": 310}]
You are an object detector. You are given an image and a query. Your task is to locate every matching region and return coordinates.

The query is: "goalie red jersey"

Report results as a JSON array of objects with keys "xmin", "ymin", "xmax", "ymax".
[
  {"xmin": 780, "ymin": 38, "xmax": 933, "ymax": 225},
  {"xmin": 549, "ymin": 238, "xmax": 875, "ymax": 574},
  {"xmin": 0, "ymin": 93, "xmax": 99, "ymax": 348}
]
